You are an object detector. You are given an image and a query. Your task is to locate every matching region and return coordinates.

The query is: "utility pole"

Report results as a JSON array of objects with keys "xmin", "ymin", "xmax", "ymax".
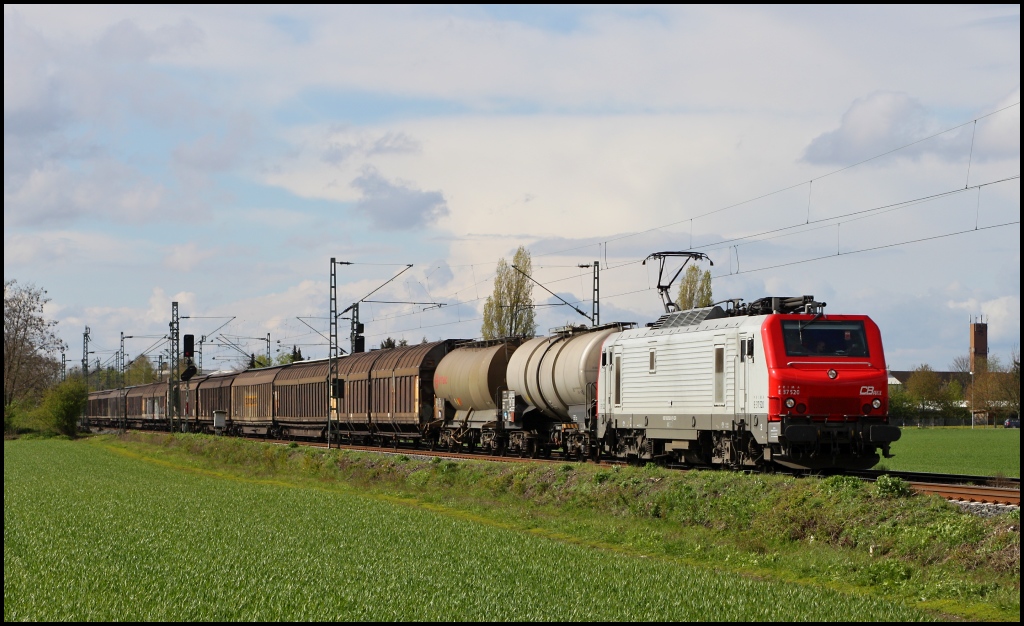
[
  {"xmin": 329, "ymin": 259, "xmax": 338, "ymax": 449},
  {"xmin": 82, "ymin": 327, "xmax": 91, "ymax": 392},
  {"xmin": 61, "ymin": 349, "xmax": 66, "ymax": 382},
  {"xmin": 120, "ymin": 332, "xmax": 127, "ymax": 432},
  {"xmin": 328, "ymin": 259, "xmax": 353, "ymax": 450},
  {"xmin": 266, "ymin": 333, "xmax": 271, "ymax": 364},
  {"xmin": 578, "ymin": 261, "xmax": 600, "ymax": 326},
  {"xmin": 169, "ymin": 302, "xmax": 180, "ymax": 432}
]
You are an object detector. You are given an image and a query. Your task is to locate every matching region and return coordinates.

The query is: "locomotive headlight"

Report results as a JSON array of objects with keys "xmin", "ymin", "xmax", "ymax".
[
  {"xmin": 871, "ymin": 398, "xmax": 882, "ymax": 409},
  {"xmin": 785, "ymin": 398, "xmax": 796, "ymax": 409}
]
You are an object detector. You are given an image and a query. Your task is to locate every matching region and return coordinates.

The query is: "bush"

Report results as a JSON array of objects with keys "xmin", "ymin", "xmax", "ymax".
[
  {"xmin": 873, "ymin": 474, "xmax": 912, "ymax": 498},
  {"xmin": 39, "ymin": 379, "xmax": 87, "ymax": 437}
]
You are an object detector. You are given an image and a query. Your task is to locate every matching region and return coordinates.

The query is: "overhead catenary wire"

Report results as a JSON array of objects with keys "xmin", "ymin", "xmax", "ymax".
[{"xmin": 533, "ymin": 101, "xmax": 1019, "ymax": 260}]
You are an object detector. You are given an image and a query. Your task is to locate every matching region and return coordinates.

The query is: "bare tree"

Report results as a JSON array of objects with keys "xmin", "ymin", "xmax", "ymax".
[
  {"xmin": 481, "ymin": 246, "xmax": 536, "ymax": 339},
  {"xmin": 949, "ymin": 354, "xmax": 972, "ymax": 390},
  {"xmin": 4, "ymin": 280, "xmax": 65, "ymax": 407}
]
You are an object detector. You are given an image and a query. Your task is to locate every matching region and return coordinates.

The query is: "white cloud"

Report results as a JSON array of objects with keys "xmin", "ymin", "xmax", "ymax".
[
  {"xmin": 947, "ymin": 295, "xmax": 1021, "ymax": 344},
  {"xmin": 95, "ymin": 18, "xmax": 204, "ymax": 61},
  {"xmin": 4, "ymin": 229, "xmax": 146, "ymax": 267},
  {"xmin": 162, "ymin": 242, "xmax": 215, "ymax": 272}
]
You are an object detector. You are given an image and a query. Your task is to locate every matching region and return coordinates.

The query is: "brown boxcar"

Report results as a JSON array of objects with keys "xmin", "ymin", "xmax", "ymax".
[
  {"xmin": 274, "ymin": 359, "xmax": 329, "ymax": 438},
  {"xmin": 231, "ymin": 366, "xmax": 283, "ymax": 436},
  {"xmin": 122, "ymin": 382, "xmax": 168, "ymax": 429},
  {"xmin": 86, "ymin": 388, "xmax": 121, "ymax": 428},
  {"xmin": 337, "ymin": 341, "xmax": 460, "ymax": 442},
  {"xmin": 336, "ymin": 351, "xmax": 380, "ymax": 438},
  {"xmin": 195, "ymin": 372, "xmax": 237, "ymax": 431}
]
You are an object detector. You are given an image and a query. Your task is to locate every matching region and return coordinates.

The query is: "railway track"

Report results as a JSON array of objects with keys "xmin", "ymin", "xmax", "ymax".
[
  {"xmin": 104, "ymin": 429, "xmax": 1022, "ymax": 506},
  {"xmin": 903, "ymin": 482, "xmax": 1020, "ymax": 506}
]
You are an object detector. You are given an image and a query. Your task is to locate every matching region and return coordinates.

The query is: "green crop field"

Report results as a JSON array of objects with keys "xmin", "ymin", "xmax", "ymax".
[
  {"xmin": 883, "ymin": 427, "xmax": 1020, "ymax": 477},
  {"xmin": 4, "ymin": 439, "xmax": 931, "ymax": 621}
]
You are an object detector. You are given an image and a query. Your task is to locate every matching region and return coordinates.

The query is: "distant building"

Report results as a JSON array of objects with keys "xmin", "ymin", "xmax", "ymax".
[{"xmin": 970, "ymin": 318, "xmax": 988, "ymax": 374}]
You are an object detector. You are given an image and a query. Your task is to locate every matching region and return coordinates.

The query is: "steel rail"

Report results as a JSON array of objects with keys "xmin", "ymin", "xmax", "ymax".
[{"xmin": 906, "ymin": 482, "xmax": 1020, "ymax": 506}]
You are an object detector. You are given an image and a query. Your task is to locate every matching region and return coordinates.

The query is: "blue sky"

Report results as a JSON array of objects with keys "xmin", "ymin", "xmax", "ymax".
[{"xmin": 4, "ymin": 5, "xmax": 1020, "ymax": 371}]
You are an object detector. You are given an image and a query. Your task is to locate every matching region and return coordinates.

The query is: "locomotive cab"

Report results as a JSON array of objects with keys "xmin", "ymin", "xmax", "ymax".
[{"xmin": 762, "ymin": 314, "xmax": 901, "ymax": 470}]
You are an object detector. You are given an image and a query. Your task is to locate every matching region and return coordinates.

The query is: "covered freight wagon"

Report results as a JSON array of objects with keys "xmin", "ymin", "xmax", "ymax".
[
  {"xmin": 336, "ymin": 341, "xmax": 461, "ymax": 444},
  {"xmin": 274, "ymin": 359, "xmax": 329, "ymax": 439},
  {"xmin": 231, "ymin": 366, "xmax": 283, "ymax": 436}
]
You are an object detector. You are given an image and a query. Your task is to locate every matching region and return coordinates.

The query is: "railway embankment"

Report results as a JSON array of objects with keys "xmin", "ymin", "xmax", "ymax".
[{"xmin": 101, "ymin": 432, "xmax": 1020, "ymax": 621}]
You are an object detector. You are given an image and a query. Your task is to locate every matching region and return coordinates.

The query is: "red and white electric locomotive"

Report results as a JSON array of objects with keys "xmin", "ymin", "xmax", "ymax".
[{"xmin": 595, "ymin": 296, "xmax": 900, "ymax": 469}]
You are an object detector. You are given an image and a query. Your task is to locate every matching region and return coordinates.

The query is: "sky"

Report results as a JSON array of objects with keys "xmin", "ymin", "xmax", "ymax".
[{"xmin": 4, "ymin": 5, "xmax": 1020, "ymax": 373}]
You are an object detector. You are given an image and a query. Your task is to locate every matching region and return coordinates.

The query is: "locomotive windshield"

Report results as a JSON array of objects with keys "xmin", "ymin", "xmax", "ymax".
[{"xmin": 781, "ymin": 320, "xmax": 869, "ymax": 358}]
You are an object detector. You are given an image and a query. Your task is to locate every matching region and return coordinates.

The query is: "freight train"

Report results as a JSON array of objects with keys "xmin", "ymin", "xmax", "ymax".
[{"xmin": 86, "ymin": 295, "xmax": 900, "ymax": 470}]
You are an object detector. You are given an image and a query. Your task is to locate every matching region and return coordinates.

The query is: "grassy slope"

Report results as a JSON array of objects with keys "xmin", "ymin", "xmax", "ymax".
[
  {"xmin": 883, "ymin": 428, "xmax": 1020, "ymax": 477},
  {"xmin": 4, "ymin": 439, "xmax": 931, "ymax": 622}
]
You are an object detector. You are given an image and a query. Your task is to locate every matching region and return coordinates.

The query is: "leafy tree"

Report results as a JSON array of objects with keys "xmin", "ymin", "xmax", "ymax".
[
  {"xmin": 675, "ymin": 265, "xmax": 713, "ymax": 310},
  {"xmin": 676, "ymin": 265, "xmax": 700, "ymax": 310},
  {"xmin": 249, "ymin": 353, "xmax": 274, "ymax": 369},
  {"xmin": 481, "ymin": 246, "xmax": 536, "ymax": 339},
  {"xmin": 968, "ymin": 354, "xmax": 1018, "ymax": 421},
  {"xmin": 1008, "ymin": 348, "xmax": 1020, "ymax": 417},
  {"xmin": 696, "ymin": 269, "xmax": 713, "ymax": 307},
  {"xmin": 4, "ymin": 280, "xmax": 64, "ymax": 407},
  {"xmin": 887, "ymin": 384, "xmax": 916, "ymax": 421},
  {"xmin": 905, "ymin": 364, "xmax": 943, "ymax": 409},
  {"xmin": 39, "ymin": 378, "xmax": 87, "ymax": 436},
  {"xmin": 125, "ymin": 356, "xmax": 157, "ymax": 386},
  {"xmin": 275, "ymin": 345, "xmax": 304, "ymax": 366},
  {"xmin": 380, "ymin": 337, "xmax": 408, "ymax": 350}
]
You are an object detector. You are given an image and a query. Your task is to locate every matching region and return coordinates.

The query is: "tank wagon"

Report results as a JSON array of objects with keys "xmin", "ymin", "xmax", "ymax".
[{"xmin": 432, "ymin": 339, "xmax": 524, "ymax": 452}]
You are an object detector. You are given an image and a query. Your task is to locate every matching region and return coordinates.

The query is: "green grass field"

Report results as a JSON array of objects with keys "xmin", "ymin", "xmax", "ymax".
[
  {"xmin": 4, "ymin": 439, "xmax": 935, "ymax": 621},
  {"xmin": 883, "ymin": 427, "xmax": 1020, "ymax": 477}
]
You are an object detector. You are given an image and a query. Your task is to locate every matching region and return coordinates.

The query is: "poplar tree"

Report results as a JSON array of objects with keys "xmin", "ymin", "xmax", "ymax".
[
  {"xmin": 696, "ymin": 269, "xmax": 713, "ymax": 307},
  {"xmin": 481, "ymin": 246, "xmax": 536, "ymax": 339},
  {"xmin": 675, "ymin": 265, "xmax": 700, "ymax": 310},
  {"xmin": 675, "ymin": 265, "xmax": 713, "ymax": 310}
]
